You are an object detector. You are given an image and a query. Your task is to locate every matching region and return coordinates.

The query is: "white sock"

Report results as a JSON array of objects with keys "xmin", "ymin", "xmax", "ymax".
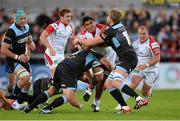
[
  {"xmin": 136, "ymin": 96, "xmax": 143, "ymax": 101},
  {"xmin": 93, "ymin": 99, "xmax": 100, "ymax": 105}
]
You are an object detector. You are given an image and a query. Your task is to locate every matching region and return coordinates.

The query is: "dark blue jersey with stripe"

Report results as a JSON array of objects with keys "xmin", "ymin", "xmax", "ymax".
[
  {"xmin": 100, "ymin": 22, "xmax": 135, "ymax": 58},
  {"xmin": 3, "ymin": 23, "xmax": 30, "ymax": 55},
  {"xmin": 59, "ymin": 50, "xmax": 99, "ymax": 76}
]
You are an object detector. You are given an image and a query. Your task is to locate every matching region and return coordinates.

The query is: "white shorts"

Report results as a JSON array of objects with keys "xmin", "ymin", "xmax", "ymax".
[
  {"xmin": 44, "ymin": 49, "xmax": 65, "ymax": 68},
  {"xmin": 133, "ymin": 68, "xmax": 159, "ymax": 87}
]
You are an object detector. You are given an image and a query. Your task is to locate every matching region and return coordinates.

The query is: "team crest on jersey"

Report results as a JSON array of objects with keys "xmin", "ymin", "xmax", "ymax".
[{"xmin": 151, "ymin": 42, "xmax": 159, "ymax": 49}]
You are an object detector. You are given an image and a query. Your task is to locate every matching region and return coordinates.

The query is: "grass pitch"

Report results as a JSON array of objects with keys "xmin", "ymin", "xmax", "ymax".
[{"xmin": 0, "ymin": 90, "xmax": 180, "ymax": 120}]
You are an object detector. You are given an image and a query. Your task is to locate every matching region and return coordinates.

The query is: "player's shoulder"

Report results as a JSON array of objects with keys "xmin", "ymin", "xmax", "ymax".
[
  {"xmin": 50, "ymin": 21, "xmax": 61, "ymax": 29},
  {"xmin": 148, "ymin": 36, "xmax": 159, "ymax": 49},
  {"xmin": 96, "ymin": 24, "xmax": 107, "ymax": 29}
]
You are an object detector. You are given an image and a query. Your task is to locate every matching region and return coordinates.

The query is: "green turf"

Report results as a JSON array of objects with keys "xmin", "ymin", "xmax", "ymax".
[{"xmin": 0, "ymin": 90, "xmax": 180, "ymax": 120}]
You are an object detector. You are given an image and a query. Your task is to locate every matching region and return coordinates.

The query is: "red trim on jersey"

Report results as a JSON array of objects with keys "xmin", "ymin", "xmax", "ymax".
[
  {"xmin": 96, "ymin": 24, "xmax": 107, "ymax": 30},
  {"xmin": 45, "ymin": 25, "xmax": 55, "ymax": 34},
  {"xmin": 55, "ymin": 21, "xmax": 61, "ymax": 26},
  {"xmin": 96, "ymin": 24, "xmax": 107, "ymax": 34},
  {"xmin": 45, "ymin": 21, "xmax": 60, "ymax": 34},
  {"xmin": 149, "ymin": 36, "xmax": 160, "ymax": 57},
  {"xmin": 44, "ymin": 53, "xmax": 53, "ymax": 66}
]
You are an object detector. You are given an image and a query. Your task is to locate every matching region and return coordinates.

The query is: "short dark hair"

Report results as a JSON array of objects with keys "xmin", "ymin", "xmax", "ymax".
[{"xmin": 81, "ymin": 16, "xmax": 94, "ymax": 25}]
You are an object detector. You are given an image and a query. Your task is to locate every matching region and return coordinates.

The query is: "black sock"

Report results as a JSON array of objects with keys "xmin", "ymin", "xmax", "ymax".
[
  {"xmin": 44, "ymin": 96, "xmax": 65, "ymax": 110},
  {"xmin": 29, "ymin": 93, "xmax": 48, "ymax": 111},
  {"xmin": 110, "ymin": 89, "xmax": 127, "ymax": 107},
  {"xmin": 13, "ymin": 84, "xmax": 22, "ymax": 95},
  {"xmin": 121, "ymin": 84, "xmax": 138, "ymax": 99},
  {"xmin": 16, "ymin": 95, "xmax": 34, "ymax": 104},
  {"xmin": 17, "ymin": 92, "xmax": 28, "ymax": 104}
]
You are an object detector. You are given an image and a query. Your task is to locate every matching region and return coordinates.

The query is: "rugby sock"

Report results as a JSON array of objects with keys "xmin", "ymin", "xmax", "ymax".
[
  {"xmin": 11, "ymin": 95, "xmax": 34, "ymax": 104},
  {"xmin": 121, "ymin": 84, "xmax": 139, "ymax": 99},
  {"xmin": 44, "ymin": 96, "xmax": 66, "ymax": 110},
  {"xmin": 29, "ymin": 93, "xmax": 48, "ymax": 111},
  {"xmin": 17, "ymin": 92, "xmax": 28, "ymax": 104},
  {"xmin": 110, "ymin": 89, "xmax": 127, "ymax": 106}
]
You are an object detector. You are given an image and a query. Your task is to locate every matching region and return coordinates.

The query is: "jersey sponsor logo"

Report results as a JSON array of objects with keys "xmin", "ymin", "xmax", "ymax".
[
  {"xmin": 17, "ymin": 37, "xmax": 28, "ymax": 43},
  {"xmin": 151, "ymin": 42, "xmax": 159, "ymax": 49}
]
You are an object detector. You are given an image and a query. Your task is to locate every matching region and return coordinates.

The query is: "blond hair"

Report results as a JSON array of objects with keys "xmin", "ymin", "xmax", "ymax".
[{"xmin": 109, "ymin": 8, "xmax": 121, "ymax": 23}]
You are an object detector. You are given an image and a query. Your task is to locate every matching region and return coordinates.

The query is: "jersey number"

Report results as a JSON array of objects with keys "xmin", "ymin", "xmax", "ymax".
[{"xmin": 122, "ymin": 31, "xmax": 131, "ymax": 45}]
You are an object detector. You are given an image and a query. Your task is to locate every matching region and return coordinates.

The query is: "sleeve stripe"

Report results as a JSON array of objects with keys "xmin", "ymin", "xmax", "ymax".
[{"xmin": 45, "ymin": 24, "xmax": 55, "ymax": 34}]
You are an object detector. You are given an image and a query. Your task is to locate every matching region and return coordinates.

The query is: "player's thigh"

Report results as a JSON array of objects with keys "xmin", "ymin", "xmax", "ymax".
[
  {"xmin": 93, "ymin": 68, "xmax": 104, "ymax": 82},
  {"xmin": 44, "ymin": 50, "xmax": 64, "ymax": 68},
  {"xmin": 14, "ymin": 63, "xmax": 31, "ymax": 81},
  {"xmin": 143, "ymin": 71, "xmax": 158, "ymax": 87}
]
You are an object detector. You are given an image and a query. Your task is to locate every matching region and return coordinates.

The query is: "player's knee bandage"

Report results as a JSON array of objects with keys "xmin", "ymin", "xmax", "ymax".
[
  {"xmin": 93, "ymin": 68, "xmax": 104, "ymax": 76},
  {"xmin": 108, "ymin": 88, "xmax": 116, "ymax": 92},
  {"xmin": 108, "ymin": 72, "xmax": 125, "ymax": 82},
  {"xmin": 17, "ymin": 69, "xmax": 30, "ymax": 79}
]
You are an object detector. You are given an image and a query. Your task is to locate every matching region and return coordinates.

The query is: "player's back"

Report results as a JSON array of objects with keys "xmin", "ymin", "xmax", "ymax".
[
  {"xmin": 59, "ymin": 50, "xmax": 98, "ymax": 76},
  {"xmin": 103, "ymin": 22, "xmax": 135, "ymax": 58}
]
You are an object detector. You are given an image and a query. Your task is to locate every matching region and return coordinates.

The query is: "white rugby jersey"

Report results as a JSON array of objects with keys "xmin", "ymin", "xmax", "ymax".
[
  {"xmin": 133, "ymin": 36, "xmax": 160, "ymax": 69},
  {"xmin": 45, "ymin": 21, "xmax": 73, "ymax": 54},
  {"xmin": 80, "ymin": 24, "xmax": 107, "ymax": 55},
  {"xmin": 80, "ymin": 24, "xmax": 117, "ymax": 67}
]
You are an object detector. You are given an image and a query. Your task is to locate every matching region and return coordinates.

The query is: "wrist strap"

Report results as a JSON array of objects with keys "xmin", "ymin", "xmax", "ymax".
[
  {"xmin": 15, "ymin": 55, "xmax": 18, "ymax": 60},
  {"xmin": 145, "ymin": 63, "xmax": 149, "ymax": 67},
  {"xmin": 15, "ymin": 55, "xmax": 19, "ymax": 60}
]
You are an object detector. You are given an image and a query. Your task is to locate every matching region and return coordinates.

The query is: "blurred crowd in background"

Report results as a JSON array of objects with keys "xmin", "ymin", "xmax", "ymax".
[{"xmin": 0, "ymin": 3, "xmax": 179, "ymax": 63}]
